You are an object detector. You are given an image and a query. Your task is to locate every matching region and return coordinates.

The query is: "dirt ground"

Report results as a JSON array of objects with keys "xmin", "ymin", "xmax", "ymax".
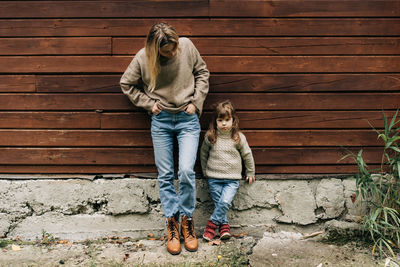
[{"xmin": 0, "ymin": 232, "xmax": 396, "ymax": 267}]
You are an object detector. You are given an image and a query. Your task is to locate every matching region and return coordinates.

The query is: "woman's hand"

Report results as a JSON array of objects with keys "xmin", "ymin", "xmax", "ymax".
[
  {"xmin": 246, "ymin": 176, "xmax": 255, "ymax": 184},
  {"xmin": 152, "ymin": 102, "xmax": 163, "ymax": 115},
  {"xmin": 185, "ymin": 103, "xmax": 196, "ymax": 115}
]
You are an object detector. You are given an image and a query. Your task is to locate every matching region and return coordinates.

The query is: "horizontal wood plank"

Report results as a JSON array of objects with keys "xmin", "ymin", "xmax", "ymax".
[
  {"xmin": 0, "ymin": 56, "xmax": 398, "ymax": 73},
  {"xmin": 2, "ymin": 1, "xmax": 399, "ymax": 18},
  {"xmin": 0, "ymin": 164, "xmax": 370, "ymax": 174},
  {"xmin": 0, "ymin": 148, "xmax": 154, "ymax": 165},
  {"xmin": 205, "ymin": 93, "xmax": 400, "ymax": 110},
  {"xmin": 1, "ymin": 19, "xmax": 399, "ymax": 37},
  {"xmin": 0, "ymin": 75, "xmax": 36, "ymax": 92},
  {"xmin": 0, "ymin": 112, "xmax": 100, "ymax": 129},
  {"xmin": 36, "ymin": 75, "xmax": 121, "ymax": 93},
  {"xmin": 0, "ymin": 147, "xmax": 382, "ymax": 165},
  {"xmin": 0, "ymin": 110, "xmax": 392, "ymax": 130},
  {"xmin": 0, "ymin": 94, "xmax": 132, "ymax": 111},
  {"xmin": 0, "ymin": 130, "xmax": 383, "ymax": 147},
  {"xmin": 205, "ymin": 56, "xmax": 400, "ymax": 73},
  {"xmin": 0, "ymin": 165, "xmax": 157, "ymax": 174},
  {"xmin": 101, "ymin": 110, "xmax": 396, "ymax": 130},
  {"xmin": 0, "ymin": 1, "xmax": 209, "ymax": 18},
  {"xmin": 209, "ymin": 74, "xmax": 400, "ymax": 93},
  {"xmin": 0, "ymin": 38, "xmax": 111, "ymax": 55},
  {"xmin": 114, "ymin": 37, "xmax": 400, "ymax": 55},
  {"xmin": 254, "ymin": 165, "xmax": 376, "ymax": 174},
  {"xmin": 209, "ymin": 0, "xmax": 400, "ymax": 17},
  {"xmin": 0, "ymin": 93, "xmax": 398, "ymax": 111},
  {"xmin": 32, "ymin": 74, "xmax": 400, "ymax": 93},
  {"xmin": 0, "ymin": 56, "xmax": 130, "ymax": 73}
]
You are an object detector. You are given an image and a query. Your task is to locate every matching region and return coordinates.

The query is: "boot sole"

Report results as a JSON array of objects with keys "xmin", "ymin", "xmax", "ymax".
[
  {"xmin": 185, "ymin": 246, "xmax": 198, "ymax": 252},
  {"xmin": 167, "ymin": 248, "xmax": 182, "ymax": 255}
]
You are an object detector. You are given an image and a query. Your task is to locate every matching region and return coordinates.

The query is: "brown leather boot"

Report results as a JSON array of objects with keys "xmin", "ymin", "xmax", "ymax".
[
  {"xmin": 181, "ymin": 216, "xmax": 198, "ymax": 252},
  {"xmin": 166, "ymin": 217, "xmax": 181, "ymax": 255}
]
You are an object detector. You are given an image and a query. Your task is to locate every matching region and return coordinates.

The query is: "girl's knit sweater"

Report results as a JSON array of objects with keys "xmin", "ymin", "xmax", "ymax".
[{"xmin": 200, "ymin": 130, "xmax": 255, "ymax": 180}]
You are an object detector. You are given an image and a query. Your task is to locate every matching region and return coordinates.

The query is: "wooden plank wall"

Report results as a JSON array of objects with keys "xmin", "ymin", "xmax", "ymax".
[{"xmin": 0, "ymin": 0, "xmax": 399, "ymax": 175}]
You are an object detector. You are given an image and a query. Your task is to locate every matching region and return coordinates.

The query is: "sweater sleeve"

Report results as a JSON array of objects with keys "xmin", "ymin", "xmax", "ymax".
[
  {"xmin": 120, "ymin": 54, "xmax": 156, "ymax": 112},
  {"xmin": 200, "ymin": 137, "xmax": 211, "ymax": 177},
  {"xmin": 238, "ymin": 133, "xmax": 256, "ymax": 177},
  {"xmin": 188, "ymin": 39, "xmax": 209, "ymax": 115}
]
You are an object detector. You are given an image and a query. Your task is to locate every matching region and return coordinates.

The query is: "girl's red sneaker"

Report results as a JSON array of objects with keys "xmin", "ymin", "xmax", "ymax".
[
  {"xmin": 202, "ymin": 220, "xmax": 218, "ymax": 241},
  {"xmin": 219, "ymin": 223, "xmax": 231, "ymax": 240}
]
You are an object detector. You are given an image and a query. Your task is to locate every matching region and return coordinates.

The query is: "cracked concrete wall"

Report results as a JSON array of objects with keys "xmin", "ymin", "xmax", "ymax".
[{"xmin": 0, "ymin": 177, "xmax": 365, "ymax": 241}]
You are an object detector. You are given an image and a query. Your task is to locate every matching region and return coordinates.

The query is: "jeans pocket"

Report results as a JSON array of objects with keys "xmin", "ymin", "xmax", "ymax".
[{"xmin": 153, "ymin": 110, "xmax": 163, "ymax": 117}]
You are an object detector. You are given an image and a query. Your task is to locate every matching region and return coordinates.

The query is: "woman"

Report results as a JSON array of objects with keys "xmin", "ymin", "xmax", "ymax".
[{"xmin": 120, "ymin": 22, "xmax": 209, "ymax": 255}]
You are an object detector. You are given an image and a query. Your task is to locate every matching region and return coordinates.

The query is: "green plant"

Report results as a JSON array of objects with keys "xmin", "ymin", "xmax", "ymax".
[
  {"xmin": 342, "ymin": 110, "xmax": 400, "ymax": 258},
  {"xmin": 40, "ymin": 229, "xmax": 57, "ymax": 246},
  {"xmin": 0, "ymin": 239, "xmax": 12, "ymax": 248}
]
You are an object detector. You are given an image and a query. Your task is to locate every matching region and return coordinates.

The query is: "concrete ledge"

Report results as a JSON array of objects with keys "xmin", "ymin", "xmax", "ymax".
[{"xmin": 0, "ymin": 176, "xmax": 365, "ymax": 241}]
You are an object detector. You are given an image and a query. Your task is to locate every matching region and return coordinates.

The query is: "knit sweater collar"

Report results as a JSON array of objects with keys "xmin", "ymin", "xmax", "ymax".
[{"xmin": 217, "ymin": 129, "xmax": 232, "ymax": 139}]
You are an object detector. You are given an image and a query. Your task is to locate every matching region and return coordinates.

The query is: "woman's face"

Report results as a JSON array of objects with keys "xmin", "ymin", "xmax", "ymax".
[{"xmin": 159, "ymin": 43, "xmax": 177, "ymax": 59}]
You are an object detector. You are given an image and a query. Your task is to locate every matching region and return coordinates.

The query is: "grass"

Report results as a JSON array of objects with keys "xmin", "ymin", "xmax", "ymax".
[{"xmin": 342, "ymin": 109, "xmax": 400, "ymax": 258}]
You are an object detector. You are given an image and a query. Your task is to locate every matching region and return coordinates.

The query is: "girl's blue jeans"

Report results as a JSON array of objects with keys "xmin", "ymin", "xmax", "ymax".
[
  {"xmin": 208, "ymin": 178, "xmax": 239, "ymax": 225},
  {"xmin": 151, "ymin": 110, "xmax": 200, "ymax": 219}
]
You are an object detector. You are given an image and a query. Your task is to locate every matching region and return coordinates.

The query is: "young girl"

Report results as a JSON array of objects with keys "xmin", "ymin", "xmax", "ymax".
[
  {"xmin": 200, "ymin": 100, "xmax": 255, "ymax": 241},
  {"xmin": 120, "ymin": 22, "xmax": 209, "ymax": 255}
]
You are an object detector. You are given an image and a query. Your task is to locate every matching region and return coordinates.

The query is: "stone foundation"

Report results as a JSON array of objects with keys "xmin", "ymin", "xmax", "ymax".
[{"xmin": 0, "ymin": 176, "xmax": 366, "ymax": 241}]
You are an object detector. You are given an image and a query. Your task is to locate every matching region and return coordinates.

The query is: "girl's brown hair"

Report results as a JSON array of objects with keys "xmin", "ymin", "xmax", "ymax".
[
  {"xmin": 205, "ymin": 100, "xmax": 241, "ymax": 144},
  {"xmin": 145, "ymin": 22, "xmax": 179, "ymax": 91}
]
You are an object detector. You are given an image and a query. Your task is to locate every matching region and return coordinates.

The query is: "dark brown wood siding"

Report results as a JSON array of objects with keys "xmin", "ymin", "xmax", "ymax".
[{"xmin": 0, "ymin": 0, "xmax": 399, "ymax": 174}]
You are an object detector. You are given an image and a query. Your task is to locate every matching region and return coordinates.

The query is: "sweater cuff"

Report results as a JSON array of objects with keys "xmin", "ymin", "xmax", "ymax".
[{"xmin": 245, "ymin": 171, "xmax": 255, "ymax": 177}]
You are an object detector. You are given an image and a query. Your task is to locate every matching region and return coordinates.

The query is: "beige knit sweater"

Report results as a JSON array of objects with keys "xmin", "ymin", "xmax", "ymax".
[
  {"xmin": 200, "ymin": 131, "xmax": 256, "ymax": 180},
  {"xmin": 120, "ymin": 37, "xmax": 209, "ymax": 115}
]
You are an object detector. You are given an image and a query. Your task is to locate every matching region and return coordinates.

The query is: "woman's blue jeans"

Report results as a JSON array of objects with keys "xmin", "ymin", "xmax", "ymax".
[
  {"xmin": 151, "ymin": 110, "xmax": 200, "ymax": 219},
  {"xmin": 208, "ymin": 178, "xmax": 239, "ymax": 225}
]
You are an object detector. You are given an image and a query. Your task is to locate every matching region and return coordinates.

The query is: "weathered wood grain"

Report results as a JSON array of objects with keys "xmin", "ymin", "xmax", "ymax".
[
  {"xmin": 0, "ymin": 110, "xmax": 391, "ymax": 130},
  {"xmin": 2, "ymin": 1, "xmax": 399, "ymax": 18},
  {"xmin": 0, "ymin": 147, "xmax": 382, "ymax": 165},
  {"xmin": 0, "ymin": 130, "xmax": 383, "ymax": 147},
  {"xmin": 114, "ymin": 37, "xmax": 400, "ymax": 55},
  {"xmin": 0, "ymin": 112, "xmax": 100, "ymax": 129},
  {"xmin": 0, "ymin": 164, "xmax": 373, "ymax": 174},
  {"xmin": 1, "ymin": 19, "xmax": 399, "ymax": 37},
  {"xmin": 0, "ymin": 1, "xmax": 397, "ymax": 176},
  {"xmin": 0, "ymin": 38, "xmax": 111, "ymax": 55},
  {"xmin": 209, "ymin": 74, "xmax": 400, "ymax": 92},
  {"xmin": 0, "ymin": 93, "xmax": 398, "ymax": 111},
  {"xmin": 254, "ymin": 165, "xmax": 375, "ymax": 174},
  {"xmin": 0, "ymin": 75, "xmax": 36, "ymax": 92},
  {"xmin": 209, "ymin": 0, "xmax": 400, "ymax": 17},
  {"xmin": 36, "ymin": 75, "xmax": 121, "ymax": 93},
  {"xmin": 32, "ymin": 74, "xmax": 400, "ymax": 93},
  {"xmin": 100, "ymin": 111, "xmax": 396, "ymax": 130},
  {"xmin": 0, "ymin": 165, "xmax": 157, "ymax": 174},
  {"xmin": 0, "ymin": 56, "xmax": 398, "ymax": 73},
  {"xmin": 204, "ymin": 93, "xmax": 400, "ymax": 110},
  {"xmin": 0, "ymin": 1, "xmax": 209, "ymax": 18},
  {"xmin": 0, "ymin": 94, "xmax": 133, "ymax": 110}
]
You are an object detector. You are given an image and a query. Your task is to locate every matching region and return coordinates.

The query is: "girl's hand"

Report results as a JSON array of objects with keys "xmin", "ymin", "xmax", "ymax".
[
  {"xmin": 246, "ymin": 176, "xmax": 255, "ymax": 184},
  {"xmin": 184, "ymin": 103, "xmax": 196, "ymax": 115},
  {"xmin": 152, "ymin": 102, "xmax": 162, "ymax": 115}
]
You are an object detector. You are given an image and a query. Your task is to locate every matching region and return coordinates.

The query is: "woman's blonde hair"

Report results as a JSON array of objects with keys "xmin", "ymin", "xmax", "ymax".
[
  {"xmin": 145, "ymin": 22, "xmax": 179, "ymax": 91},
  {"xmin": 205, "ymin": 100, "xmax": 241, "ymax": 144}
]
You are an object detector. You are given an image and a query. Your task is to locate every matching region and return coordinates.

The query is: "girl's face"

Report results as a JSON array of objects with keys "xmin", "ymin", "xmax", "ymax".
[
  {"xmin": 159, "ymin": 43, "xmax": 177, "ymax": 59},
  {"xmin": 216, "ymin": 116, "xmax": 233, "ymax": 132}
]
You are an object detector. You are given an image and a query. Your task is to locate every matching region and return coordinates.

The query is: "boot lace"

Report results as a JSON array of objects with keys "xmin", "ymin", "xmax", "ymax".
[
  {"xmin": 186, "ymin": 219, "xmax": 195, "ymax": 237},
  {"xmin": 168, "ymin": 220, "xmax": 177, "ymax": 241}
]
